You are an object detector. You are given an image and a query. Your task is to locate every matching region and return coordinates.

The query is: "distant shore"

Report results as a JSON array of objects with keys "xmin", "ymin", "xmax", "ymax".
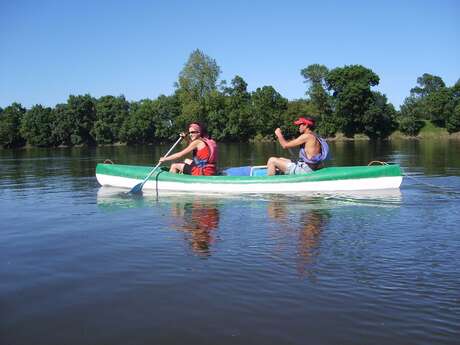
[{"xmin": 2, "ymin": 128, "xmax": 460, "ymax": 150}]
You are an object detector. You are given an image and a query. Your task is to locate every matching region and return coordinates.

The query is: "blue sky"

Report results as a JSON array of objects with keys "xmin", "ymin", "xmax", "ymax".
[{"xmin": 1, "ymin": 0, "xmax": 459, "ymax": 109}]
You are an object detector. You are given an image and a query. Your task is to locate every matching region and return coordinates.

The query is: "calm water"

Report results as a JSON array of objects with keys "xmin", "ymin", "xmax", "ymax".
[{"xmin": 1, "ymin": 141, "xmax": 460, "ymax": 345}]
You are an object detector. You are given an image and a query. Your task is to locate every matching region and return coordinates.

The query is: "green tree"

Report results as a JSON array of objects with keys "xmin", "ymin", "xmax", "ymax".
[
  {"xmin": 410, "ymin": 73, "xmax": 446, "ymax": 98},
  {"xmin": 221, "ymin": 75, "xmax": 254, "ymax": 141},
  {"xmin": 175, "ymin": 49, "xmax": 222, "ymax": 129},
  {"xmin": 407, "ymin": 74, "xmax": 448, "ymax": 123},
  {"xmin": 423, "ymin": 87, "xmax": 452, "ymax": 126},
  {"xmin": 53, "ymin": 94, "xmax": 96, "ymax": 146},
  {"xmin": 120, "ymin": 99, "xmax": 156, "ymax": 144},
  {"xmin": 281, "ymin": 99, "xmax": 316, "ymax": 138},
  {"xmin": 326, "ymin": 65, "xmax": 380, "ymax": 137},
  {"xmin": 152, "ymin": 94, "xmax": 182, "ymax": 140},
  {"xmin": 445, "ymin": 80, "xmax": 460, "ymax": 133},
  {"xmin": 20, "ymin": 105, "xmax": 56, "ymax": 146},
  {"xmin": 120, "ymin": 96, "xmax": 179, "ymax": 144},
  {"xmin": 301, "ymin": 64, "xmax": 333, "ymax": 116},
  {"xmin": 92, "ymin": 95, "xmax": 129, "ymax": 144},
  {"xmin": 398, "ymin": 97, "xmax": 424, "ymax": 136},
  {"xmin": 301, "ymin": 64, "xmax": 329, "ymax": 85},
  {"xmin": 177, "ymin": 49, "xmax": 221, "ymax": 99},
  {"xmin": 251, "ymin": 86, "xmax": 288, "ymax": 137},
  {"xmin": 53, "ymin": 103, "xmax": 70, "ymax": 146},
  {"xmin": 0, "ymin": 102, "xmax": 26, "ymax": 148},
  {"xmin": 205, "ymin": 90, "xmax": 227, "ymax": 140},
  {"xmin": 362, "ymin": 92, "xmax": 397, "ymax": 139}
]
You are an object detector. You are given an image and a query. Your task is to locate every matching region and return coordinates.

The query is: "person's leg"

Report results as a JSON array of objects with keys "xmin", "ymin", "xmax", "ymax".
[
  {"xmin": 267, "ymin": 157, "xmax": 291, "ymax": 176},
  {"xmin": 170, "ymin": 162, "xmax": 185, "ymax": 173}
]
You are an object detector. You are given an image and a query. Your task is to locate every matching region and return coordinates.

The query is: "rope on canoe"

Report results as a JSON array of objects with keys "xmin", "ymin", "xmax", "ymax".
[
  {"xmin": 367, "ymin": 160, "xmax": 450, "ymax": 192},
  {"xmin": 367, "ymin": 161, "xmax": 389, "ymax": 166},
  {"xmin": 366, "ymin": 160, "xmax": 460, "ymax": 194},
  {"xmin": 155, "ymin": 169, "xmax": 166, "ymax": 201},
  {"xmin": 368, "ymin": 160, "xmax": 460, "ymax": 195}
]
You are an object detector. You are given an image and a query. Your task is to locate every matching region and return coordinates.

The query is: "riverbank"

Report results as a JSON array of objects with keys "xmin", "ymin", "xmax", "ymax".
[
  {"xmin": 331, "ymin": 121, "xmax": 460, "ymax": 141},
  {"xmin": 2, "ymin": 123, "xmax": 460, "ymax": 151}
]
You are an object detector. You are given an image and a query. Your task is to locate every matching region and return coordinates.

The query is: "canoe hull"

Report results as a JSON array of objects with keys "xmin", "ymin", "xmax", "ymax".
[{"xmin": 96, "ymin": 164, "xmax": 403, "ymax": 193}]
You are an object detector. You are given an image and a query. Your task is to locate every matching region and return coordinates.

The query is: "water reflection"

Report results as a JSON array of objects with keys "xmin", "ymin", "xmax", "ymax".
[
  {"xmin": 267, "ymin": 198, "xmax": 331, "ymax": 277},
  {"xmin": 96, "ymin": 188, "xmax": 403, "ymax": 268},
  {"xmin": 169, "ymin": 197, "xmax": 220, "ymax": 257}
]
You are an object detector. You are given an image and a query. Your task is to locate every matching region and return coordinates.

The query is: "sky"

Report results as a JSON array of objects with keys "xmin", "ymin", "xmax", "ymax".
[{"xmin": 1, "ymin": 0, "xmax": 459, "ymax": 109}]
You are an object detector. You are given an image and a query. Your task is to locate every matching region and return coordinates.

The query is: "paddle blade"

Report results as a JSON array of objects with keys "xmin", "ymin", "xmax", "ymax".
[{"xmin": 129, "ymin": 182, "xmax": 144, "ymax": 194}]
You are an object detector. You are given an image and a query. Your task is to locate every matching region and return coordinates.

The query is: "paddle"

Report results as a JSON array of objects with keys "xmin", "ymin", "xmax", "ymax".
[{"xmin": 129, "ymin": 135, "xmax": 183, "ymax": 194}]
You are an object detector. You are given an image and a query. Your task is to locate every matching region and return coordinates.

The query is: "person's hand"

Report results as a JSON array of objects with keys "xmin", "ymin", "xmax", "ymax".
[
  {"xmin": 179, "ymin": 132, "xmax": 187, "ymax": 138},
  {"xmin": 159, "ymin": 156, "xmax": 167, "ymax": 163},
  {"xmin": 275, "ymin": 128, "xmax": 282, "ymax": 137},
  {"xmin": 184, "ymin": 158, "xmax": 193, "ymax": 165}
]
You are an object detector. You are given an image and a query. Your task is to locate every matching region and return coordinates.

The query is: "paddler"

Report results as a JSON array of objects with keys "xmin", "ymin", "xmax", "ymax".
[
  {"xmin": 160, "ymin": 122, "xmax": 218, "ymax": 176},
  {"xmin": 266, "ymin": 117, "xmax": 329, "ymax": 176}
]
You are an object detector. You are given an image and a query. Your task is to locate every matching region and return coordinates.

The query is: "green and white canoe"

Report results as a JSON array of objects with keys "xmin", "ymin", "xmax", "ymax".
[{"xmin": 96, "ymin": 163, "xmax": 403, "ymax": 193}]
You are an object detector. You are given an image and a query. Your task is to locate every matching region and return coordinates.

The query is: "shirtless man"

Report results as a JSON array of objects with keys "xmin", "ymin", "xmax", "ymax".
[{"xmin": 266, "ymin": 117, "xmax": 328, "ymax": 176}]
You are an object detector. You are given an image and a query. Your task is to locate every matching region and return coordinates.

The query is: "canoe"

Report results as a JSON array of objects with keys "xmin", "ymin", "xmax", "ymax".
[{"xmin": 95, "ymin": 163, "xmax": 403, "ymax": 193}]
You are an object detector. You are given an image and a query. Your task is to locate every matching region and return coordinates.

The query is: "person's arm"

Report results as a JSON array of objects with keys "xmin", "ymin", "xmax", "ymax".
[
  {"xmin": 159, "ymin": 140, "xmax": 200, "ymax": 162},
  {"xmin": 275, "ymin": 128, "xmax": 309, "ymax": 149}
]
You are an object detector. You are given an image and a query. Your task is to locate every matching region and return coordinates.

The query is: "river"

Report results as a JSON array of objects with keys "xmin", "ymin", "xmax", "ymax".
[{"xmin": 1, "ymin": 140, "xmax": 459, "ymax": 344}]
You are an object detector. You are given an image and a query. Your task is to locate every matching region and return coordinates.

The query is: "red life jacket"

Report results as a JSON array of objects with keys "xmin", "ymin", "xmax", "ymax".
[{"xmin": 191, "ymin": 138, "xmax": 218, "ymax": 176}]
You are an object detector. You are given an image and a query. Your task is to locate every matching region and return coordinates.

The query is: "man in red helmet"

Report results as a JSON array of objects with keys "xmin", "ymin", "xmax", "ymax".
[{"xmin": 266, "ymin": 117, "xmax": 328, "ymax": 176}]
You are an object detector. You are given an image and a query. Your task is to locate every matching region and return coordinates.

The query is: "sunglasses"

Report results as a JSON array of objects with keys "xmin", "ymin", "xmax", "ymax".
[{"xmin": 189, "ymin": 131, "xmax": 200, "ymax": 134}]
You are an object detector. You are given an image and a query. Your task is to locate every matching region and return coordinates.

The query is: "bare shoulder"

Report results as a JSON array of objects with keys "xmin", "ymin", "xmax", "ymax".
[
  {"xmin": 193, "ymin": 139, "xmax": 206, "ymax": 149},
  {"xmin": 299, "ymin": 132, "xmax": 314, "ymax": 142}
]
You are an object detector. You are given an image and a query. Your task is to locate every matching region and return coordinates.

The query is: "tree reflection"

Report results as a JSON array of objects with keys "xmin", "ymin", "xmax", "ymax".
[{"xmin": 170, "ymin": 197, "xmax": 220, "ymax": 257}]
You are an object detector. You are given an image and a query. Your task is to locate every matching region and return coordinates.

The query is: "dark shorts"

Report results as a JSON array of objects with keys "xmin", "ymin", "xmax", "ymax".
[{"xmin": 183, "ymin": 163, "xmax": 193, "ymax": 175}]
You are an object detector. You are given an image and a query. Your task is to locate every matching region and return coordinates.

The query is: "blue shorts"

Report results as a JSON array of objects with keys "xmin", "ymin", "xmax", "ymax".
[{"xmin": 286, "ymin": 161, "xmax": 314, "ymax": 175}]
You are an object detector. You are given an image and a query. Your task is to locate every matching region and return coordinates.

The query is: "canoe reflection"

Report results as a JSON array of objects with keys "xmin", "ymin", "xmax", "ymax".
[
  {"xmin": 170, "ymin": 198, "xmax": 220, "ymax": 257},
  {"xmin": 268, "ymin": 199, "xmax": 331, "ymax": 277}
]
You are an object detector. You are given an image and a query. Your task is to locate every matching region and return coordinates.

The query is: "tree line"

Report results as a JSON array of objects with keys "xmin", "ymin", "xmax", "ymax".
[{"xmin": 1, "ymin": 49, "xmax": 459, "ymax": 148}]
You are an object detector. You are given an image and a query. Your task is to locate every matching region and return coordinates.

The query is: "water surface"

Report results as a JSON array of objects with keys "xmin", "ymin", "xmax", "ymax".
[{"xmin": 1, "ymin": 140, "xmax": 460, "ymax": 344}]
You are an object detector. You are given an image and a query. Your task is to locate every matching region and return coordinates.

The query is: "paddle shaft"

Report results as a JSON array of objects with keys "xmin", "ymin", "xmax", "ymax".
[{"xmin": 131, "ymin": 136, "xmax": 183, "ymax": 192}]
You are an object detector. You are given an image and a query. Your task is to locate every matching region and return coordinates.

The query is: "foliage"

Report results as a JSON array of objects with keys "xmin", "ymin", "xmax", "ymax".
[
  {"xmin": 445, "ymin": 80, "xmax": 460, "ymax": 133},
  {"xmin": 221, "ymin": 76, "xmax": 254, "ymax": 141},
  {"xmin": 280, "ymin": 99, "xmax": 316, "ymax": 138},
  {"xmin": 176, "ymin": 48, "xmax": 221, "ymax": 102},
  {"xmin": 174, "ymin": 49, "xmax": 222, "ymax": 132},
  {"xmin": 119, "ymin": 99, "xmax": 157, "ymax": 144},
  {"xmin": 402, "ymin": 74, "xmax": 459, "ymax": 132},
  {"xmin": 446, "ymin": 104, "xmax": 460, "ymax": 133},
  {"xmin": 53, "ymin": 94, "xmax": 96, "ymax": 146},
  {"xmin": 20, "ymin": 105, "xmax": 57, "ymax": 146},
  {"xmin": 423, "ymin": 87, "xmax": 452, "ymax": 126},
  {"xmin": 398, "ymin": 97, "xmax": 424, "ymax": 136},
  {"xmin": 250, "ymin": 86, "xmax": 288, "ymax": 137},
  {"xmin": 3, "ymin": 50, "xmax": 459, "ymax": 149},
  {"xmin": 301, "ymin": 64, "xmax": 329, "ymax": 86},
  {"xmin": 92, "ymin": 95, "xmax": 129, "ymax": 144},
  {"xmin": 362, "ymin": 92, "xmax": 398, "ymax": 139},
  {"xmin": 301, "ymin": 64, "xmax": 335, "ymax": 135},
  {"xmin": 410, "ymin": 73, "xmax": 446, "ymax": 98},
  {"xmin": 326, "ymin": 65, "xmax": 380, "ymax": 137},
  {"xmin": 0, "ymin": 102, "xmax": 26, "ymax": 148},
  {"xmin": 205, "ymin": 90, "xmax": 227, "ymax": 141},
  {"xmin": 397, "ymin": 115, "xmax": 423, "ymax": 136},
  {"xmin": 119, "ymin": 95, "xmax": 181, "ymax": 144},
  {"xmin": 152, "ymin": 94, "xmax": 182, "ymax": 140}
]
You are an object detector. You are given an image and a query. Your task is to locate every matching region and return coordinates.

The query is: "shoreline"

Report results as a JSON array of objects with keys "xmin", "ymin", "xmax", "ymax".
[{"xmin": 2, "ymin": 131, "xmax": 460, "ymax": 150}]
